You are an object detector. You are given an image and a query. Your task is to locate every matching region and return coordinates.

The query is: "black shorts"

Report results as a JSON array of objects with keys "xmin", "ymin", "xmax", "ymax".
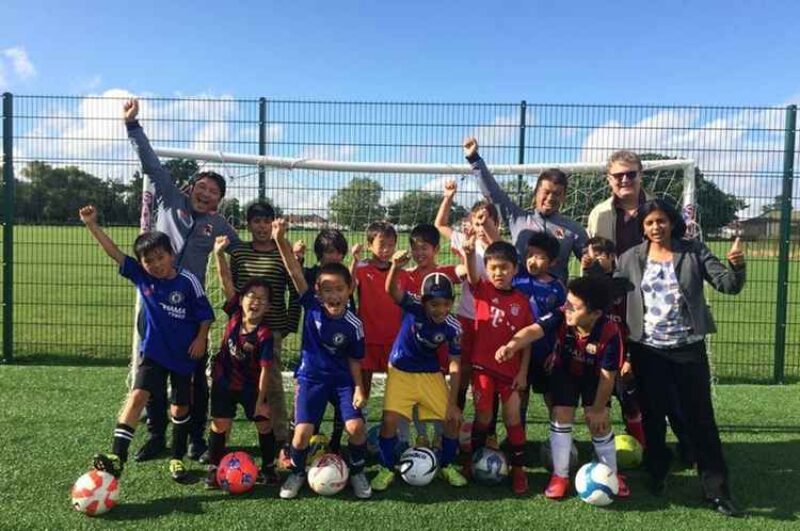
[
  {"xmin": 527, "ymin": 356, "xmax": 551, "ymax": 395},
  {"xmin": 133, "ymin": 357, "xmax": 191, "ymax": 406},
  {"xmin": 210, "ymin": 384, "xmax": 264, "ymax": 421},
  {"xmin": 550, "ymin": 367, "xmax": 610, "ymax": 409}
]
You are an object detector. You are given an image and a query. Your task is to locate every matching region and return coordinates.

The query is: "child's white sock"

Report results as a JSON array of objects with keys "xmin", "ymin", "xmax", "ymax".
[
  {"xmin": 592, "ymin": 431, "xmax": 617, "ymax": 473},
  {"xmin": 550, "ymin": 421, "xmax": 573, "ymax": 478}
]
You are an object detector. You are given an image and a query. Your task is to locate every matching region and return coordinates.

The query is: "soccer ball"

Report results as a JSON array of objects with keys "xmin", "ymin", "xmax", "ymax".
[
  {"xmin": 307, "ymin": 433, "xmax": 330, "ymax": 469},
  {"xmin": 575, "ymin": 462, "xmax": 619, "ymax": 506},
  {"xmin": 307, "ymin": 453, "xmax": 349, "ymax": 496},
  {"xmin": 217, "ymin": 451, "xmax": 259, "ymax": 495},
  {"xmin": 71, "ymin": 470, "xmax": 119, "ymax": 516},
  {"xmin": 458, "ymin": 421, "xmax": 473, "ymax": 452},
  {"xmin": 471, "ymin": 448, "xmax": 508, "ymax": 485},
  {"xmin": 398, "ymin": 446, "xmax": 438, "ymax": 487},
  {"xmin": 615, "ymin": 435, "xmax": 643, "ymax": 469},
  {"xmin": 539, "ymin": 439, "xmax": 579, "ymax": 472}
]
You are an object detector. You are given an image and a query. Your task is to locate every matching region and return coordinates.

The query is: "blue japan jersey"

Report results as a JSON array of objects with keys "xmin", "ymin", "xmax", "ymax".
[
  {"xmin": 513, "ymin": 271, "xmax": 566, "ymax": 362},
  {"xmin": 120, "ymin": 256, "xmax": 215, "ymax": 375},
  {"xmin": 296, "ymin": 290, "xmax": 365, "ymax": 385},
  {"xmin": 389, "ymin": 294, "xmax": 462, "ymax": 373}
]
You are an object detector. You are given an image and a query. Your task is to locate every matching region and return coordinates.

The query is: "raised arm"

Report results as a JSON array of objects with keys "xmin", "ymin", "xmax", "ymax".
[
  {"xmin": 124, "ymin": 99, "xmax": 179, "ymax": 197},
  {"xmin": 213, "ymin": 235, "xmax": 236, "ymax": 301},
  {"xmin": 349, "ymin": 243, "xmax": 363, "ymax": 285},
  {"xmin": 272, "ymin": 218, "xmax": 309, "ymax": 296},
  {"xmin": 79, "ymin": 205, "xmax": 126, "ymax": 265},
  {"xmin": 462, "ymin": 234, "xmax": 480, "ymax": 285},
  {"xmin": 434, "ymin": 179, "xmax": 458, "ymax": 240},
  {"xmin": 697, "ymin": 238, "xmax": 746, "ymax": 294},
  {"xmin": 386, "ymin": 250, "xmax": 411, "ymax": 304},
  {"xmin": 464, "ymin": 136, "xmax": 524, "ymax": 225}
]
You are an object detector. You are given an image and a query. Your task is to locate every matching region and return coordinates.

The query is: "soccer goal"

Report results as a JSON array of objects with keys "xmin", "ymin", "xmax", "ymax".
[{"xmin": 133, "ymin": 146, "xmax": 698, "ymax": 393}]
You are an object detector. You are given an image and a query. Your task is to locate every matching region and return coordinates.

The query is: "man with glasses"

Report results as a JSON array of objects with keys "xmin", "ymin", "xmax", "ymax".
[{"xmin": 587, "ymin": 150, "xmax": 653, "ymax": 255}]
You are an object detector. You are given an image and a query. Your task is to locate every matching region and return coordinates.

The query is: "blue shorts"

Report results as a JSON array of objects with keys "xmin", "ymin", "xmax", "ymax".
[{"xmin": 294, "ymin": 378, "xmax": 363, "ymax": 426}]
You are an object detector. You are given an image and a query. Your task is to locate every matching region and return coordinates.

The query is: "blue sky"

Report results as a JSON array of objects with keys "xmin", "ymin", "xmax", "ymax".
[{"xmin": 2, "ymin": 0, "xmax": 800, "ymax": 104}]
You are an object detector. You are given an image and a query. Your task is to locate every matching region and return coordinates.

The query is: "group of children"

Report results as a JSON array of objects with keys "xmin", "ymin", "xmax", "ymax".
[{"xmin": 81, "ymin": 139, "xmax": 647, "ymax": 502}]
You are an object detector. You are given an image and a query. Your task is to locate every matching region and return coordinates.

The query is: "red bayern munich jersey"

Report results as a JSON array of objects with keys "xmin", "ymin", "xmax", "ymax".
[
  {"xmin": 397, "ymin": 264, "xmax": 461, "ymax": 296},
  {"xmin": 354, "ymin": 261, "xmax": 403, "ymax": 345},
  {"xmin": 471, "ymin": 278, "xmax": 534, "ymax": 381}
]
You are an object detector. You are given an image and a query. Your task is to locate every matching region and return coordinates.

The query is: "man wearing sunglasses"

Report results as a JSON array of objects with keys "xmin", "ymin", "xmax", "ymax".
[{"xmin": 587, "ymin": 150, "xmax": 653, "ymax": 255}]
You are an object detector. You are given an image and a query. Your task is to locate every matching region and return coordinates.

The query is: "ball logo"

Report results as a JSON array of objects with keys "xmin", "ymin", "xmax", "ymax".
[
  {"xmin": 553, "ymin": 227, "xmax": 565, "ymax": 239},
  {"xmin": 432, "ymin": 332, "xmax": 445, "ymax": 344},
  {"xmin": 586, "ymin": 343, "xmax": 597, "ymax": 355},
  {"xmin": 169, "ymin": 291, "xmax": 185, "ymax": 305},
  {"xmin": 486, "ymin": 453, "xmax": 504, "ymax": 475},
  {"xmin": 332, "ymin": 333, "xmax": 346, "ymax": 346}
]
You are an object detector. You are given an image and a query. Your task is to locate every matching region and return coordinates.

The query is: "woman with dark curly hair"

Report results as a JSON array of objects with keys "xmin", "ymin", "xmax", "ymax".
[{"xmin": 616, "ymin": 198, "xmax": 746, "ymax": 517}]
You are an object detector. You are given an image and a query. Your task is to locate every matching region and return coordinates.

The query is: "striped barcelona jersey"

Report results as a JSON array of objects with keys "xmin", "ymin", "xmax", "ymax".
[
  {"xmin": 538, "ymin": 310, "xmax": 624, "ymax": 377},
  {"xmin": 389, "ymin": 294, "xmax": 462, "ymax": 373},
  {"xmin": 228, "ymin": 242, "xmax": 300, "ymax": 335}
]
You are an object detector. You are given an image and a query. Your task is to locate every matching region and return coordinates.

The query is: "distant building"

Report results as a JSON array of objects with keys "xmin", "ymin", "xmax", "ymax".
[
  {"xmin": 284, "ymin": 213, "xmax": 328, "ymax": 229},
  {"xmin": 738, "ymin": 209, "xmax": 800, "ymax": 240}
]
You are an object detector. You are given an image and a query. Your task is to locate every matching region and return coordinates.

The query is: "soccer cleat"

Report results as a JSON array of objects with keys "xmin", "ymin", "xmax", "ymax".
[
  {"xmin": 257, "ymin": 465, "xmax": 281, "ymax": 487},
  {"xmin": 204, "ymin": 465, "xmax": 219, "ymax": 490},
  {"xmin": 169, "ymin": 459, "xmax": 194, "ymax": 484},
  {"xmin": 350, "ymin": 472, "xmax": 373, "ymax": 499},
  {"xmin": 439, "ymin": 464, "xmax": 467, "ymax": 487},
  {"xmin": 511, "ymin": 466, "xmax": 529, "ymax": 495},
  {"xmin": 198, "ymin": 449, "xmax": 211, "ymax": 465},
  {"xmin": 709, "ymin": 497, "xmax": 743, "ymax": 518},
  {"xmin": 544, "ymin": 474, "xmax": 570, "ymax": 499},
  {"xmin": 92, "ymin": 453, "xmax": 123, "ymax": 478},
  {"xmin": 279, "ymin": 472, "xmax": 305, "ymax": 499},
  {"xmin": 416, "ymin": 435, "xmax": 431, "ymax": 448},
  {"xmin": 370, "ymin": 466, "xmax": 395, "ymax": 491},
  {"xmin": 134, "ymin": 436, "xmax": 166, "ymax": 462},
  {"xmin": 617, "ymin": 473, "xmax": 631, "ymax": 498},
  {"xmin": 188, "ymin": 440, "xmax": 208, "ymax": 462},
  {"xmin": 485, "ymin": 434, "xmax": 499, "ymax": 450}
]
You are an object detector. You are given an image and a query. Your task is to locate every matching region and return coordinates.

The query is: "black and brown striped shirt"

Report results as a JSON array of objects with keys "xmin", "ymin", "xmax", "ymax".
[{"xmin": 228, "ymin": 242, "xmax": 301, "ymax": 335}]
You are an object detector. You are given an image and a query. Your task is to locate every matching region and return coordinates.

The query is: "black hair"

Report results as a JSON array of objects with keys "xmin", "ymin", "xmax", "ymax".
[
  {"xmin": 534, "ymin": 168, "xmax": 569, "ymax": 193},
  {"xmin": 483, "ymin": 241, "xmax": 519, "ymax": 267},
  {"xmin": 317, "ymin": 262, "xmax": 353, "ymax": 287},
  {"xmin": 526, "ymin": 231, "xmax": 560, "ymax": 262},
  {"xmin": 133, "ymin": 231, "xmax": 173, "ymax": 261},
  {"xmin": 567, "ymin": 276, "xmax": 612, "ymax": 313},
  {"xmin": 640, "ymin": 198, "xmax": 686, "ymax": 240},
  {"xmin": 192, "ymin": 171, "xmax": 227, "ymax": 198},
  {"xmin": 410, "ymin": 223, "xmax": 440, "ymax": 248},
  {"xmin": 246, "ymin": 201, "xmax": 276, "ymax": 222},
  {"xmin": 240, "ymin": 277, "xmax": 272, "ymax": 303},
  {"xmin": 470, "ymin": 200, "xmax": 500, "ymax": 224},
  {"xmin": 586, "ymin": 236, "xmax": 616, "ymax": 256},
  {"xmin": 314, "ymin": 229, "xmax": 348, "ymax": 262},
  {"xmin": 366, "ymin": 221, "xmax": 397, "ymax": 245}
]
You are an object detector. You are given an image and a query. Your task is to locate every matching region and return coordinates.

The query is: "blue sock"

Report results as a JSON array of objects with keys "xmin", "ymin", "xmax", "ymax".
[
  {"xmin": 440, "ymin": 436, "xmax": 458, "ymax": 467},
  {"xmin": 348, "ymin": 442, "xmax": 367, "ymax": 474},
  {"xmin": 289, "ymin": 445, "xmax": 308, "ymax": 475},
  {"xmin": 378, "ymin": 436, "xmax": 398, "ymax": 469}
]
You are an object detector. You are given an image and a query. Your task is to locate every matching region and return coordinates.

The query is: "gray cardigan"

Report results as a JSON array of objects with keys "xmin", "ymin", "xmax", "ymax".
[{"xmin": 616, "ymin": 239, "xmax": 746, "ymax": 342}]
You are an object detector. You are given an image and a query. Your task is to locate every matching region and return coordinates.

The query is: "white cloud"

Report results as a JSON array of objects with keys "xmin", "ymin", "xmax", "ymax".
[{"xmin": 3, "ymin": 47, "xmax": 36, "ymax": 80}]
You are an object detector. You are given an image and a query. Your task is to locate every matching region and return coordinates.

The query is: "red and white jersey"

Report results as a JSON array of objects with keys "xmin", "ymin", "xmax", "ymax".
[
  {"xmin": 397, "ymin": 264, "xmax": 461, "ymax": 296},
  {"xmin": 470, "ymin": 279, "xmax": 534, "ymax": 382},
  {"xmin": 354, "ymin": 261, "xmax": 402, "ymax": 345},
  {"xmin": 450, "ymin": 230, "xmax": 488, "ymax": 320}
]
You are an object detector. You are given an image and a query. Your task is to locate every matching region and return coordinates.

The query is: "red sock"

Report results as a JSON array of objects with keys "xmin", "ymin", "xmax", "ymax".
[{"xmin": 625, "ymin": 414, "xmax": 646, "ymax": 449}]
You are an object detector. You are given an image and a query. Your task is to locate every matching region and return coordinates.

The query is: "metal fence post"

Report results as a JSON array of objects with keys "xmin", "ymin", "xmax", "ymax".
[
  {"xmin": 258, "ymin": 98, "xmax": 267, "ymax": 202},
  {"xmin": 2, "ymin": 93, "xmax": 14, "ymax": 364},
  {"xmin": 516, "ymin": 100, "xmax": 527, "ymax": 206},
  {"xmin": 774, "ymin": 104, "xmax": 797, "ymax": 384}
]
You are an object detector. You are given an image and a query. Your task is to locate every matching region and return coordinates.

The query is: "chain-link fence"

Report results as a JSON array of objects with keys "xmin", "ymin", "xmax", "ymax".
[{"xmin": 1, "ymin": 94, "xmax": 797, "ymax": 382}]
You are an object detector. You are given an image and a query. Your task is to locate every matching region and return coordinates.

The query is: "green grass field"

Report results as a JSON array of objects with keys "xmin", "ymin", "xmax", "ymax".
[
  {"xmin": 5, "ymin": 225, "xmax": 800, "ymax": 382},
  {"xmin": 0, "ymin": 365, "xmax": 798, "ymax": 530}
]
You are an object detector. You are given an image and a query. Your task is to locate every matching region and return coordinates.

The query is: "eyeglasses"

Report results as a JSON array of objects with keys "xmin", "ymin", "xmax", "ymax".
[{"xmin": 608, "ymin": 170, "xmax": 640, "ymax": 182}]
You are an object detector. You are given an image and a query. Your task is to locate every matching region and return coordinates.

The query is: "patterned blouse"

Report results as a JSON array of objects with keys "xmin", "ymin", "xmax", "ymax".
[{"xmin": 641, "ymin": 259, "xmax": 703, "ymax": 348}]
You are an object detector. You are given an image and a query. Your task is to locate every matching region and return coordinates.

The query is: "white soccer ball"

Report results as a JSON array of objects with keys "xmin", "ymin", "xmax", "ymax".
[
  {"xmin": 539, "ymin": 439, "xmax": 579, "ymax": 472},
  {"xmin": 471, "ymin": 448, "xmax": 509, "ymax": 485},
  {"xmin": 398, "ymin": 446, "xmax": 438, "ymax": 486},
  {"xmin": 575, "ymin": 462, "xmax": 619, "ymax": 506},
  {"xmin": 71, "ymin": 470, "xmax": 119, "ymax": 516},
  {"xmin": 307, "ymin": 453, "xmax": 349, "ymax": 496}
]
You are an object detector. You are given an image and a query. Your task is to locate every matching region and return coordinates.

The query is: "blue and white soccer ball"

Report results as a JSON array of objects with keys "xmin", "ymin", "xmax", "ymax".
[
  {"xmin": 398, "ymin": 446, "xmax": 438, "ymax": 486},
  {"xmin": 471, "ymin": 448, "xmax": 509, "ymax": 485},
  {"xmin": 575, "ymin": 462, "xmax": 619, "ymax": 506}
]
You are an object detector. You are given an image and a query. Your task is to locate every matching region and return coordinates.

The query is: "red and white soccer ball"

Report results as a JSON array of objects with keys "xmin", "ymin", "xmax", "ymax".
[
  {"xmin": 71, "ymin": 470, "xmax": 119, "ymax": 516},
  {"xmin": 458, "ymin": 421, "xmax": 473, "ymax": 452},
  {"xmin": 217, "ymin": 451, "xmax": 259, "ymax": 495},
  {"xmin": 307, "ymin": 453, "xmax": 349, "ymax": 496}
]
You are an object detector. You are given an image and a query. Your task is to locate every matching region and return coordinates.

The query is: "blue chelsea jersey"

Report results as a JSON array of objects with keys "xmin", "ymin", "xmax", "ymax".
[{"xmin": 389, "ymin": 293, "xmax": 462, "ymax": 373}]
